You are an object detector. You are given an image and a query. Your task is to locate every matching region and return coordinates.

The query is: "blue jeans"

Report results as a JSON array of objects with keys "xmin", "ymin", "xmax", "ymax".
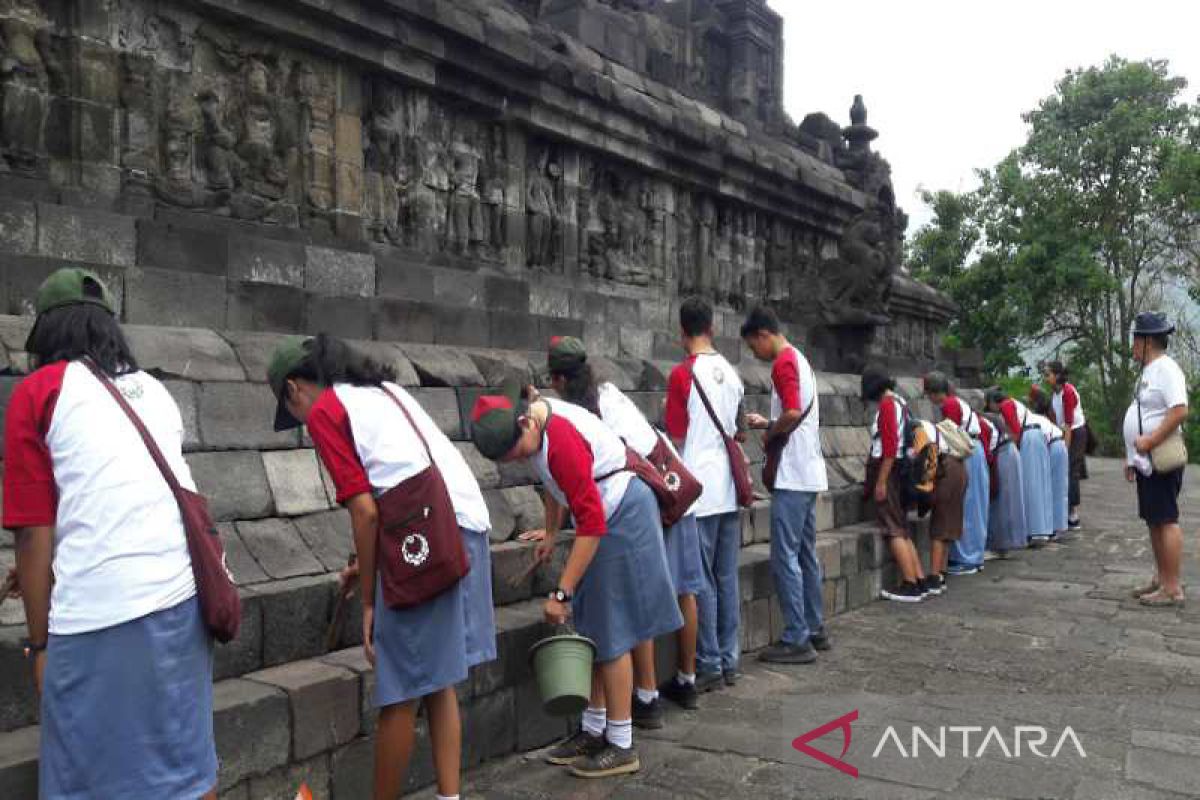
[
  {"xmin": 770, "ymin": 490, "xmax": 824, "ymax": 646},
  {"xmin": 697, "ymin": 512, "xmax": 742, "ymax": 674}
]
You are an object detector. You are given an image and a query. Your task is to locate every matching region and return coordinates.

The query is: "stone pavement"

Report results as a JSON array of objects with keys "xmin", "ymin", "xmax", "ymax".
[{"xmin": 463, "ymin": 459, "xmax": 1200, "ymax": 799}]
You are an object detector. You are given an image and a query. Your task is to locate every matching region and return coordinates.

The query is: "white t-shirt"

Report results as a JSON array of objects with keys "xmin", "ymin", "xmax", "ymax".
[
  {"xmin": 1051, "ymin": 384, "xmax": 1087, "ymax": 430},
  {"xmin": 769, "ymin": 346, "xmax": 827, "ymax": 492},
  {"xmin": 596, "ymin": 382, "xmax": 659, "ymax": 458},
  {"xmin": 536, "ymin": 398, "xmax": 633, "ymax": 520},
  {"xmin": 666, "ymin": 352, "xmax": 744, "ymax": 517},
  {"xmin": 3, "ymin": 362, "xmax": 197, "ymax": 635},
  {"xmin": 1027, "ymin": 412, "xmax": 1064, "ymax": 444},
  {"xmin": 1124, "ymin": 355, "xmax": 1189, "ymax": 475}
]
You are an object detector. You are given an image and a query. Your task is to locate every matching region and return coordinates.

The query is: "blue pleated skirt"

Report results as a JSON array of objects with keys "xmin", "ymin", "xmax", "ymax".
[
  {"xmin": 1020, "ymin": 428, "xmax": 1052, "ymax": 537},
  {"xmin": 40, "ymin": 595, "xmax": 217, "ymax": 800},
  {"xmin": 988, "ymin": 444, "xmax": 1028, "ymax": 551},
  {"xmin": 461, "ymin": 527, "xmax": 498, "ymax": 667},
  {"xmin": 664, "ymin": 514, "xmax": 705, "ymax": 596},
  {"xmin": 1048, "ymin": 440, "xmax": 1069, "ymax": 534},
  {"xmin": 951, "ymin": 445, "xmax": 990, "ymax": 568},
  {"xmin": 573, "ymin": 479, "xmax": 685, "ymax": 662}
]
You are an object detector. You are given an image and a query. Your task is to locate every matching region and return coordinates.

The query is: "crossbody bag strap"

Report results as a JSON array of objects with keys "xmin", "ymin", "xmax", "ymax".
[
  {"xmin": 378, "ymin": 384, "xmax": 435, "ymax": 464},
  {"xmin": 1135, "ymin": 366, "xmax": 1146, "ymax": 437},
  {"xmin": 688, "ymin": 359, "xmax": 731, "ymax": 439},
  {"xmin": 81, "ymin": 358, "xmax": 185, "ymax": 500}
]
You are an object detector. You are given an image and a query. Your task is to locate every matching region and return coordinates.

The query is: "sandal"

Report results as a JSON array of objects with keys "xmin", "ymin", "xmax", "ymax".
[
  {"xmin": 1138, "ymin": 590, "xmax": 1185, "ymax": 608},
  {"xmin": 1130, "ymin": 579, "xmax": 1160, "ymax": 599}
]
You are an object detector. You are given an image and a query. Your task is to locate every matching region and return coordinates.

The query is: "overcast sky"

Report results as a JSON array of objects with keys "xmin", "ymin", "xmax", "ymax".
[{"xmin": 772, "ymin": 0, "xmax": 1200, "ymax": 233}]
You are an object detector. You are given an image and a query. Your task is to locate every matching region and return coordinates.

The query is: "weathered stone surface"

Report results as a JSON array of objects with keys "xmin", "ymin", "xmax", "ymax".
[
  {"xmin": 490, "ymin": 540, "xmax": 536, "ymax": 605},
  {"xmin": 466, "ymin": 348, "xmax": 536, "ymax": 389},
  {"xmin": 124, "ymin": 267, "xmax": 227, "ymax": 329},
  {"xmin": 483, "ymin": 489, "xmax": 516, "ymax": 543},
  {"xmin": 37, "ymin": 203, "xmax": 135, "ymax": 267},
  {"xmin": 237, "ymin": 518, "xmax": 325, "ymax": 580},
  {"xmin": 138, "ymin": 220, "xmax": 229, "ymax": 276},
  {"xmin": 186, "ymin": 451, "xmax": 274, "ymax": 522},
  {"xmin": 0, "ymin": 199, "xmax": 36, "ymax": 256},
  {"xmin": 500, "ymin": 485, "xmax": 543, "ymax": 535},
  {"xmin": 375, "ymin": 255, "xmax": 436, "ymax": 301},
  {"xmin": 462, "ymin": 688, "xmax": 516, "ymax": 768},
  {"xmin": 214, "ymin": 589, "xmax": 265, "ymax": 679},
  {"xmin": 249, "ymin": 660, "xmax": 360, "ymax": 761},
  {"xmin": 200, "ymin": 382, "xmax": 300, "ymax": 450},
  {"xmin": 457, "ymin": 442, "xmax": 500, "ymax": 490},
  {"xmin": 0, "ymin": 724, "xmax": 38, "ymax": 799},
  {"xmin": 345, "ymin": 340, "xmax": 420, "ymax": 387},
  {"xmin": 262, "ymin": 449, "xmax": 333, "ymax": 516},
  {"xmin": 125, "ymin": 325, "xmax": 245, "ymax": 381},
  {"xmin": 402, "ymin": 343, "xmax": 485, "ymax": 387},
  {"xmin": 306, "ymin": 295, "xmax": 373, "ymax": 340},
  {"xmin": 246, "ymin": 755, "xmax": 331, "ymax": 800},
  {"xmin": 407, "ymin": 387, "xmax": 463, "ymax": 439},
  {"xmin": 529, "ymin": 284, "xmax": 569, "ymax": 318},
  {"xmin": 305, "ymin": 246, "xmax": 375, "ymax": 298},
  {"xmin": 228, "ymin": 235, "xmax": 306, "ymax": 287},
  {"xmin": 372, "ymin": 297, "xmax": 436, "ymax": 343},
  {"xmin": 221, "ymin": 331, "xmax": 295, "ymax": 382},
  {"xmin": 218, "ymin": 523, "xmax": 270, "ymax": 586},
  {"xmin": 293, "ymin": 510, "xmax": 353, "ymax": 573},
  {"xmin": 226, "ymin": 281, "xmax": 308, "ymax": 334},
  {"xmin": 489, "ymin": 311, "xmax": 541, "ymax": 351},
  {"xmin": 256, "ymin": 575, "xmax": 336, "ymax": 667},
  {"xmin": 434, "ymin": 305, "xmax": 490, "ymax": 348},
  {"xmin": 163, "ymin": 380, "xmax": 201, "ymax": 450},
  {"xmin": 213, "ymin": 678, "xmax": 291, "ymax": 790},
  {"xmin": 330, "ymin": 737, "xmax": 373, "ymax": 800}
]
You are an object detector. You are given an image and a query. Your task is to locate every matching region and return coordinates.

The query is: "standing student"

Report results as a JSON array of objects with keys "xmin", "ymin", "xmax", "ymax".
[
  {"xmin": 1027, "ymin": 411, "xmax": 1070, "ymax": 538},
  {"xmin": 1045, "ymin": 361, "xmax": 1088, "ymax": 530},
  {"xmin": 987, "ymin": 388, "xmax": 1053, "ymax": 544},
  {"xmin": 268, "ymin": 335, "xmax": 496, "ymax": 800},
  {"xmin": 471, "ymin": 388, "xmax": 683, "ymax": 777},
  {"xmin": 740, "ymin": 306, "xmax": 830, "ymax": 664},
  {"xmin": 4, "ymin": 269, "xmax": 218, "ymax": 800},
  {"xmin": 916, "ymin": 417, "xmax": 969, "ymax": 593},
  {"xmin": 862, "ymin": 369, "xmax": 928, "ymax": 602},
  {"xmin": 981, "ymin": 412, "xmax": 1028, "ymax": 556},
  {"xmin": 665, "ymin": 297, "xmax": 746, "ymax": 690},
  {"xmin": 1123, "ymin": 312, "xmax": 1188, "ymax": 607},
  {"xmin": 923, "ymin": 372, "xmax": 988, "ymax": 576},
  {"xmin": 544, "ymin": 336, "xmax": 705, "ymax": 719}
]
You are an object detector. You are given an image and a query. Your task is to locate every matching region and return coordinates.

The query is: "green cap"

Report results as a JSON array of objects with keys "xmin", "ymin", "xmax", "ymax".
[
  {"xmin": 469, "ymin": 381, "xmax": 526, "ymax": 461},
  {"xmin": 267, "ymin": 336, "xmax": 314, "ymax": 431},
  {"xmin": 25, "ymin": 268, "xmax": 117, "ymax": 351},
  {"xmin": 547, "ymin": 335, "xmax": 587, "ymax": 374}
]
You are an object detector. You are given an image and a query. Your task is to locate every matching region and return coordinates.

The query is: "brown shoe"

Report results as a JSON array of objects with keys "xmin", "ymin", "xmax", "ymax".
[
  {"xmin": 545, "ymin": 731, "xmax": 605, "ymax": 766},
  {"xmin": 1130, "ymin": 579, "xmax": 1160, "ymax": 599},
  {"xmin": 569, "ymin": 743, "xmax": 640, "ymax": 778},
  {"xmin": 1138, "ymin": 590, "xmax": 1185, "ymax": 608}
]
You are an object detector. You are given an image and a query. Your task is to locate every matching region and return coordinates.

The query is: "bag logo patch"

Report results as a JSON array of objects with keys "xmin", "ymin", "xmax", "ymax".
[
  {"xmin": 402, "ymin": 533, "xmax": 430, "ymax": 567},
  {"xmin": 664, "ymin": 471, "xmax": 682, "ymax": 492}
]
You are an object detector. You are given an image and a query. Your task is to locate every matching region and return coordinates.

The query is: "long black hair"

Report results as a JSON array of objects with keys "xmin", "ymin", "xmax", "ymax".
[
  {"xmin": 1044, "ymin": 360, "xmax": 1068, "ymax": 383},
  {"xmin": 549, "ymin": 360, "xmax": 601, "ymax": 416},
  {"xmin": 27, "ymin": 304, "xmax": 138, "ymax": 377},
  {"xmin": 288, "ymin": 334, "xmax": 397, "ymax": 388},
  {"xmin": 984, "ymin": 387, "xmax": 1009, "ymax": 409}
]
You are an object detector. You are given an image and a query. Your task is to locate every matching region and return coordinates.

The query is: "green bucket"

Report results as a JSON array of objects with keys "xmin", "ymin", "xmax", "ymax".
[{"xmin": 529, "ymin": 631, "xmax": 596, "ymax": 716}]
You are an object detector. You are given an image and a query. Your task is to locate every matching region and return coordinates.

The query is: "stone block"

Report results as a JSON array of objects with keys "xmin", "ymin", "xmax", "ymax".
[
  {"xmin": 463, "ymin": 688, "xmax": 517, "ymax": 767},
  {"xmin": 0, "ymin": 198, "xmax": 36, "ymax": 255},
  {"xmin": 213, "ymin": 678, "xmax": 291, "ymax": 790},
  {"xmin": 483, "ymin": 489, "xmax": 516, "ymax": 543},
  {"xmin": 294, "ymin": 509, "xmax": 354, "ymax": 573},
  {"xmin": 37, "ymin": 203, "xmax": 135, "ymax": 266},
  {"xmin": 226, "ymin": 281, "xmax": 308, "ymax": 334},
  {"xmin": 738, "ymin": 545, "xmax": 773, "ymax": 602},
  {"xmin": 262, "ymin": 449, "xmax": 333, "ymax": 516},
  {"xmin": 740, "ymin": 598, "xmax": 771, "ymax": 652},
  {"xmin": 125, "ymin": 325, "xmax": 245, "ymax": 381},
  {"xmin": 817, "ymin": 535, "xmax": 842, "ymax": 579},
  {"xmin": 305, "ymin": 246, "xmax": 375, "ymax": 298},
  {"xmin": 375, "ymin": 255, "xmax": 436, "ymax": 301},
  {"xmin": 408, "ymin": 387, "xmax": 462, "ymax": 439},
  {"xmin": 0, "ymin": 724, "xmax": 39, "ymax": 799},
  {"xmin": 514, "ymin": 677, "xmax": 570, "ymax": 751},
  {"xmin": 834, "ymin": 488, "xmax": 865, "ymax": 528},
  {"xmin": 307, "ymin": 295, "xmax": 373, "ymax": 340},
  {"xmin": 319, "ymin": 648, "xmax": 375, "ymax": 735},
  {"xmin": 247, "ymin": 754, "xmax": 331, "ymax": 800},
  {"xmin": 402, "ymin": 343, "xmax": 485, "ymax": 387},
  {"xmin": 433, "ymin": 268, "xmax": 484, "ymax": 308},
  {"xmin": 163, "ymin": 380, "xmax": 200, "ymax": 450},
  {"xmin": 491, "ymin": 540, "xmax": 536, "ymax": 605},
  {"xmin": 639, "ymin": 360, "xmax": 673, "ymax": 391},
  {"xmin": 215, "ymin": 588, "xmax": 264, "ymax": 679},
  {"xmin": 845, "ymin": 569, "xmax": 882, "ymax": 608},
  {"xmin": 221, "ymin": 331, "xmax": 295, "ymax": 382},
  {"xmin": 200, "ymin": 382, "xmax": 300, "ymax": 450},
  {"xmin": 738, "ymin": 360, "xmax": 773, "ymax": 395},
  {"xmin": 137, "ymin": 220, "xmax": 229, "ymax": 275},
  {"xmin": 343, "ymin": 340, "xmax": 419, "ymax": 386},
  {"xmin": 228, "ymin": 234, "xmax": 305, "ymax": 286},
  {"xmin": 434, "ymin": 305, "xmax": 490, "ymax": 347},
  {"xmin": 0, "ymin": 629, "xmax": 35, "ymax": 729},
  {"xmin": 815, "ymin": 491, "xmax": 836, "ymax": 532},
  {"xmin": 124, "ymin": 267, "xmax": 227, "ymax": 329},
  {"xmin": 497, "ymin": 457, "xmax": 537, "ymax": 488},
  {"xmin": 619, "ymin": 325, "xmax": 652, "ymax": 359},
  {"xmin": 372, "ymin": 297, "xmax": 435, "ymax": 343},
  {"xmin": 532, "ymin": 533, "xmax": 574, "ymax": 596},
  {"xmin": 529, "ymin": 283, "xmax": 569, "ymax": 317},
  {"xmin": 219, "ymin": 523, "xmax": 270, "ymax": 587},
  {"xmin": 466, "ymin": 348, "xmax": 535, "ymax": 388},
  {"xmin": 590, "ymin": 355, "xmax": 636, "ymax": 391},
  {"xmin": 489, "ymin": 311, "xmax": 541, "ymax": 351},
  {"xmin": 330, "ymin": 737, "xmax": 373, "ymax": 800},
  {"xmin": 537, "ymin": 315, "xmax": 583, "ymax": 348},
  {"xmin": 256, "ymin": 574, "xmax": 336, "ymax": 667},
  {"xmin": 250, "ymin": 660, "xmax": 360, "ymax": 761},
  {"xmin": 237, "ymin": 518, "xmax": 325, "ymax": 580},
  {"xmin": 456, "ymin": 442, "xmax": 500, "ymax": 490},
  {"xmin": 186, "ymin": 451, "xmax": 274, "ymax": 522},
  {"xmin": 501, "ymin": 485, "xmax": 543, "ymax": 535},
  {"xmin": 651, "ymin": 330, "xmax": 683, "ymax": 361}
]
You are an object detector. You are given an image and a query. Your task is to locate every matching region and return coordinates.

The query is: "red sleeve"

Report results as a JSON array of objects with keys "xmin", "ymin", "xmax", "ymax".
[
  {"xmin": 1000, "ymin": 400, "xmax": 1021, "ymax": 438},
  {"xmin": 1063, "ymin": 385, "xmax": 1078, "ymax": 426},
  {"xmin": 664, "ymin": 359, "xmax": 694, "ymax": 440},
  {"xmin": 772, "ymin": 350, "xmax": 802, "ymax": 412},
  {"xmin": 545, "ymin": 416, "xmax": 607, "ymax": 537},
  {"xmin": 306, "ymin": 389, "xmax": 372, "ymax": 505},
  {"xmin": 878, "ymin": 396, "xmax": 899, "ymax": 459},
  {"xmin": 980, "ymin": 419, "xmax": 994, "ymax": 462},
  {"xmin": 940, "ymin": 397, "xmax": 962, "ymax": 425},
  {"xmin": 3, "ymin": 363, "xmax": 67, "ymax": 530}
]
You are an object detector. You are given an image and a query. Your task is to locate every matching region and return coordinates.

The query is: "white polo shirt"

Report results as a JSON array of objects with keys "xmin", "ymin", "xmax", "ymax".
[
  {"xmin": 1124, "ymin": 355, "xmax": 1189, "ymax": 475},
  {"xmin": 768, "ymin": 345, "xmax": 827, "ymax": 492}
]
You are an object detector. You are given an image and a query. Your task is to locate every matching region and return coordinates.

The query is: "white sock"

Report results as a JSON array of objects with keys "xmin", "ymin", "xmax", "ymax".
[
  {"xmin": 582, "ymin": 706, "xmax": 607, "ymax": 737},
  {"xmin": 436, "ymin": 795, "xmax": 460, "ymax": 800},
  {"xmin": 677, "ymin": 671, "xmax": 696, "ymax": 685},
  {"xmin": 606, "ymin": 718, "xmax": 633, "ymax": 749},
  {"xmin": 635, "ymin": 687, "xmax": 658, "ymax": 704}
]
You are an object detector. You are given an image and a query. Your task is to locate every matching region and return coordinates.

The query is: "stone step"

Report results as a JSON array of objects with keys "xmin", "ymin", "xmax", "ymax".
[{"xmin": 0, "ymin": 525, "xmax": 903, "ymax": 798}]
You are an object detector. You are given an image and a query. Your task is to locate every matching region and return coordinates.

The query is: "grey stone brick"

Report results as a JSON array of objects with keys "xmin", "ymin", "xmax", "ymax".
[
  {"xmin": 0, "ymin": 717, "xmax": 37, "ymax": 797},
  {"xmin": 817, "ymin": 535, "xmax": 842, "ymax": 579},
  {"xmin": 483, "ymin": 275, "xmax": 530, "ymax": 313},
  {"xmin": 491, "ymin": 540, "xmax": 535, "ymax": 605},
  {"xmin": 483, "ymin": 489, "xmax": 515, "ymax": 543},
  {"xmin": 407, "ymin": 387, "xmax": 462, "ymax": 439},
  {"xmin": 500, "ymin": 485, "xmax": 543, "ymax": 535},
  {"xmin": 262, "ymin": 449, "xmax": 333, "ymax": 517},
  {"xmin": 497, "ymin": 457, "xmax": 537, "ymax": 488},
  {"xmin": 305, "ymin": 246, "xmax": 375, "ymax": 298},
  {"xmin": 530, "ymin": 283, "xmax": 569, "ymax": 317},
  {"xmin": 293, "ymin": 509, "xmax": 354, "ymax": 573},
  {"xmin": 738, "ymin": 545, "xmax": 773, "ymax": 602},
  {"xmin": 330, "ymin": 737, "xmax": 372, "ymax": 800},
  {"xmin": 249, "ymin": 660, "xmax": 360, "ymax": 760},
  {"xmin": 372, "ymin": 297, "xmax": 435, "ymax": 343},
  {"xmin": 590, "ymin": 355, "xmax": 636, "ymax": 391},
  {"xmin": 639, "ymin": 360, "xmax": 673, "ymax": 391},
  {"xmin": 237, "ymin": 518, "xmax": 325, "ymax": 580},
  {"xmin": 0, "ymin": 198, "xmax": 35, "ymax": 255},
  {"xmin": 306, "ymin": 295, "xmax": 373, "ymax": 340},
  {"xmin": 163, "ymin": 380, "xmax": 200, "ymax": 450},
  {"xmin": 403, "ymin": 343, "xmax": 485, "ymax": 387},
  {"xmin": 2, "ymin": 255, "xmax": 126, "ymax": 318},
  {"xmin": 456, "ymin": 442, "xmax": 500, "ymax": 490},
  {"xmin": 219, "ymin": 783, "xmax": 249, "ymax": 800},
  {"xmin": 186, "ymin": 451, "xmax": 274, "ymax": 522},
  {"xmin": 123, "ymin": 267, "xmax": 227, "ymax": 329},
  {"xmin": 199, "ymin": 382, "xmax": 299, "ymax": 451},
  {"xmin": 0, "ymin": 628, "xmax": 35, "ymax": 732},
  {"xmin": 344, "ymin": 340, "xmax": 420, "ymax": 387},
  {"xmin": 433, "ymin": 268, "xmax": 485, "ymax": 308},
  {"xmin": 221, "ymin": 331, "xmax": 294, "ymax": 383},
  {"xmin": 536, "ymin": 315, "xmax": 582, "ymax": 348},
  {"xmin": 434, "ymin": 305, "xmax": 490, "ymax": 347},
  {"xmin": 465, "ymin": 348, "xmax": 535, "ymax": 388},
  {"xmin": 124, "ymin": 325, "xmax": 245, "ymax": 381},
  {"xmin": 226, "ymin": 281, "xmax": 308, "ymax": 334},
  {"xmin": 213, "ymin": 678, "xmax": 291, "ymax": 790},
  {"xmin": 514, "ymin": 677, "xmax": 570, "ymax": 751},
  {"xmin": 489, "ymin": 310, "xmax": 541, "ymax": 351},
  {"xmin": 319, "ymin": 648, "xmax": 375, "ymax": 736},
  {"xmin": 256, "ymin": 574, "xmax": 336, "ymax": 667},
  {"xmin": 247, "ymin": 754, "xmax": 331, "ymax": 800},
  {"xmin": 375, "ymin": 254, "xmax": 436, "ymax": 301},
  {"xmin": 214, "ymin": 588, "xmax": 264, "ymax": 680},
  {"xmin": 463, "ymin": 688, "xmax": 517, "ymax": 767},
  {"xmin": 740, "ymin": 597, "xmax": 771, "ymax": 652},
  {"xmin": 218, "ymin": 523, "xmax": 270, "ymax": 586},
  {"xmin": 137, "ymin": 220, "xmax": 228, "ymax": 275},
  {"xmin": 37, "ymin": 203, "xmax": 135, "ymax": 266},
  {"xmin": 619, "ymin": 326, "xmax": 652, "ymax": 360},
  {"xmin": 228, "ymin": 235, "xmax": 305, "ymax": 287}
]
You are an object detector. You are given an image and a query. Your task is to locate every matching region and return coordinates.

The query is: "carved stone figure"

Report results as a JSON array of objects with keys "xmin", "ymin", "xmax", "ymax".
[
  {"xmin": 364, "ymin": 82, "xmax": 403, "ymax": 244},
  {"xmin": 696, "ymin": 195, "xmax": 716, "ymax": 295},
  {"xmin": 675, "ymin": 191, "xmax": 695, "ymax": 294},
  {"xmin": 715, "ymin": 205, "xmax": 733, "ymax": 304},
  {"xmin": 447, "ymin": 120, "xmax": 484, "ymax": 255},
  {"xmin": 766, "ymin": 217, "xmax": 790, "ymax": 303},
  {"xmin": 481, "ymin": 124, "xmax": 506, "ymax": 257},
  {"xmin": 120, "ymin": 53, "xmax": 157, "ymax": 188},
  {"xmin": 234, "ymin": 57, "xmax": 289, "ymax": 203},
  {"xmin": 526, "ymin": 148, "xmax": 560, "ymax": 270},
  {"xmin": 294, "ymin": 62, "xmax": 334, "ymax": 218},
  {"xmin": 0, "ymin": 0, "xmax": 54, "ymax": 173},
  {"xmin": 197, "ymin": 89, "xmax": 235, "ymax": 191}
]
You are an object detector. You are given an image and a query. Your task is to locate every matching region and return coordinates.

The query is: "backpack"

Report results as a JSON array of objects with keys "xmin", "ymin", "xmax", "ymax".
[
  {"xmin": 901, "ymin": 414, "xmax": 939, "ymax": 515},
  {"xmin": 935, "ymin": 419, "xmax": 975, "ymax": 459}
]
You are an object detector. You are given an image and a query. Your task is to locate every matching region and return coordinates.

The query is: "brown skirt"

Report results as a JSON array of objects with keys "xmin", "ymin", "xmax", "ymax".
[
  {"xmin": 866, "ymin": 458, "xmax": 908, "ymax": 539},
  {"xmin": 930, "ymin": 455, "xmax": 967, "ymax": 542}
]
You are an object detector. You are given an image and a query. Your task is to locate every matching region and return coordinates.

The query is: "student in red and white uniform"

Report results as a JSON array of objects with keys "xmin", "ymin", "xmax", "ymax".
[
  {"xmin": 980, "ymin": 413, "xmax": 1028, "ymax": 556},
  {"xmin": 1044, "ymin": 361, "xmax": 1087, "ymax": 530},
  {"xmin": 664, "ymin": 297, "xmax": 745, "ymax": 691},
  {"xmin": 740, "ymin": 306, "xmax": 830, "ymax": 665},
  {"xmin": 267, "ymin": 334, "xmax": 495, "ymax": 800},
  {"xmin": 4, "ymin": 269, "xmax": 217, "ymax": 800},
  {"xmin": 986, "ymin": 389, "xmax": 1053, "ymax": 542},
  {"xmin": 471, "ymin": 387, "xmax": 682, "ymax": 779},
  {"xmin": 861, "ymin": 369, "xmax": 927, "ymax": 603}
]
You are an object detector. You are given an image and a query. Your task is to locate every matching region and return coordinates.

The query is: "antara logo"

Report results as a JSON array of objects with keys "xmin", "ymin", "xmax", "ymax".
[{"xmin": 792, "ymin": 711, "xmax": 1087, "ymax": 776}]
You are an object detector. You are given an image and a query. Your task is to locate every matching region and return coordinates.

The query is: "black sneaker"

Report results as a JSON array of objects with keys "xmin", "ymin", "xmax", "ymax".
[
  {"xmin": 570, "ymin": 742, "xmax": 641, "ymax": 779},
  {"xmin": 695, "ymin": 671, "xmax": 723, "ymax": 693},
  {"xmin": 1068, "ymin": 518, "xmax": 1082, "ymax": 531},
  {"xmin": 881, "ymin": 582, "xmax": 925, "ymax": 603},
  {"xmin": 758, "ymin": 640, "xmax": 817, "ymax": 664},
  {"xmin": 922, "ymin": 574, "xmax": 946, "ymax": 597},
  {"xmin": 723, "ymin": 668, "xmax": 741, "ymax": 687},
  {"xmin": 545, "ymin": 730, "xmax": 606, "ymax": 766},
  {"xmin": 659, "ymin": 677, "xmax": 699, "ymax": 710},
  {"xmin": 810, "ymin": 631, "xmax": 832, "ymax": 651},
  {"xmin": 631, "ymin": 696, "xmax": 664, "ymax": 730}
]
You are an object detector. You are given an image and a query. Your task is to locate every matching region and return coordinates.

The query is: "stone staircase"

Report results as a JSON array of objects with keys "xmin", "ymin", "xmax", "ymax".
[{"xmin": 0, "ymin": 315, "xmax": 944, "ymax": 799}]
